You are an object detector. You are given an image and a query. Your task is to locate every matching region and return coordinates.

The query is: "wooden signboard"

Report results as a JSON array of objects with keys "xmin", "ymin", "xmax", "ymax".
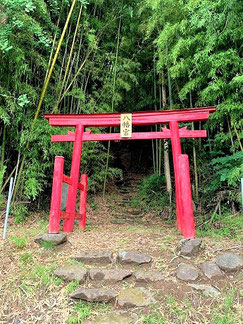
[{"xmin": 120, "ymin": 113, "xmax": 132, "ymax": 138}]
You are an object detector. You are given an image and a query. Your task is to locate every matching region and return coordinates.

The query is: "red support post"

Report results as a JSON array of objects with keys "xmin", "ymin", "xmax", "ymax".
[
  {"xmin": 63, "ymin": 125, "xmax": 84, "ymax": 232},
  {"xmin": 49, "ymin": 156, "xmax": 64, "ymax": 233},
  {"xmin": 178, "ymin": 154, "xmax": 195, "ymax": 238},
  {"xmin": 169, "ymin": 121, "xmax": 183, "ymax": 230},
  {"xmin": 79, "ymin": 174, "xmax": 88, "ymax": 229}
]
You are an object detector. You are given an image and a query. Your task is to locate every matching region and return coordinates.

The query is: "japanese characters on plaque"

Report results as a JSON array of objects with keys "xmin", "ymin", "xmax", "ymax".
[{"xmin": 120, "ymin": 113, "xmax": 132, "ymax": 138}]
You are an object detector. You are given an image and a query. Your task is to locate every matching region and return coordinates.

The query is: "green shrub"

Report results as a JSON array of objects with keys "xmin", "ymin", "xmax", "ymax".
[
  {"xmin": 137, "ymin": 173, "xmax": 171, "ymax": 215},
  {"xmin": 208, "ymin": 152, "xmax": 243, "ymax": 193},
  {"xmin": 13, "ymin": 204, "xmax": 28, "ymax": 224}
]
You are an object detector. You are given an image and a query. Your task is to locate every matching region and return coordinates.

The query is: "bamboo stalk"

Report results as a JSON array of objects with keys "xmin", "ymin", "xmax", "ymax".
[
  {"xmin": 227, "ymin": 118, "xmax": 235, "ymax": 152},
  {"xmin": 44, "ymin": 0, "xmax": 65, "ymax": 84},
  {"xmin": 56, "ymin": 5, "xmax": 83, "ymax": 112},
  {"xmin": 58, "ymin": 49, "xmax": 93, "ymax": 104},
  {"xmin": 0, "ymin": 123, "xmax": 6, "ymax": 171},
  {"xmin": 190, "ymin": 92, "xmax": 199, "ymax": 201},
  {"xmin": 192, "ymin": 122, "xmax": 199, "ymax": 201},
  {"xmin": 103, "ymin": 15, "xmax": 122, "ymax": 197},
  {"xmin": 154, "ymin": 55, "xmax": 159, "ymax": 174},
  {"xmin": 58, "ymin": 23, "xmax": 72, "ymax": 85},
  {"xmin": 162, "ymin": 70, "xmax": 172, "ymax": 199},
  {"xmin": 232, "ymin": 121, "xmax": 243, "ymax": 152},
  {"xmin": 0, "ymin": 165, "xmax": 17, "ymax": 194},
  {"xmin": 166, "ymin": 62, "xmax": 173, "ymax": 203}
]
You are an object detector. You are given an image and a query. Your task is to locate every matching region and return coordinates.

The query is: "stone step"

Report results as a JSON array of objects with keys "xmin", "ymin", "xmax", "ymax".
[
  {"xmin": 53, "ymin": 265, "xmax": 88, "ymax": 283},
  {"xmin": 89, "ymin": 269, "xmax": 132, "ymax": 282},
  {"xmin": 176, "ymin": 263, "xmax": 199, "ymax": 281},
  {"xmin": 134, "ymin": 270, "xmax": 164, "ymax": 283},
  {"xmin": 70, "ymin": 288, "xmax": 117, "ymax": 303},
  {"xmin": 72, "ymin": 250, "xmax": 153, "ymax": 266},
  {"xmin": 117, "ymin": 288, "xmax": 155, "ymax": 307},
  {"xmin": 70, "ymin": 287, "xmax": 155, "ymax": 308},
  {"xmin": 117, "ymin": 251, "xmax": 152, "ymax": 265},
  {"xmin": 74, "ymin": 251, "xmax": 114, "ymax": 265}
]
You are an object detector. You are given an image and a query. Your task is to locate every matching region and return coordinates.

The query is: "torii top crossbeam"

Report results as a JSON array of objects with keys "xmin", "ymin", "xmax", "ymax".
[{"xmin": 45, "ymin": 106, "xmax": 216, "ymax": 127}]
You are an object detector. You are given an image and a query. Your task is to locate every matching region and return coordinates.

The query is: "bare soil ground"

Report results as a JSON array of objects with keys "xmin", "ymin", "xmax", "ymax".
[{"xmin": 0, "ymin": 179, "xmax": 242, "ymax": 324}]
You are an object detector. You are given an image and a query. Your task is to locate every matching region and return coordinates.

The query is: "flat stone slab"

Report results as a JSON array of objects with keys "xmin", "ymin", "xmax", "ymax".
[
  {"xmin": 84, "ymin": 313, "xmax": 134, "ymax": 324},
  {"xmin": 34, "ymin": 233, "xmax": 67, "ymax": 245},
  {"xmin": 70, "ymin": 288, "xmax": 117, "ymax": 302},
  {"xmin": 117, "ymin": 251, "xmax": 151, "ymax": 265},
  {"xmin": 215, "ymin": 253, "xmax": 243, "ymax": 272},
  {"xmin": 201, "ymin": 262, "xmax": 223, "ymax": 279},
  {"xmin": 53, "ymin": 265, "xmax": 88, "ymax": 283},
  {"xmin": 74, "ymin": 251, "xmax": 114, "ymax": 264},
  {"xmin": 176, "ymin": 263, "xmax": 199, "ymax": 281},
  {"xmin": 117, "ymin": 288, "xmax": 155, "ymax": 307},
  {"xmin": 134, "ymin": 270, "xmax": 164, "ymax": 282},
  {"xmin": 178, "ymin": 239, "xmax": 202, "ymax": 256},
  {"xmin": 189, "ymin": 284, "xmax": 220, "ymax": 297},
  {"xmin": 89, "ymin": 269, "xmax": 132, "ymax": 282}
]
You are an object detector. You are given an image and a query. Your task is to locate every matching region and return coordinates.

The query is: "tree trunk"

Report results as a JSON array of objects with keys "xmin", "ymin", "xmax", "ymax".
[{"xmin": 162, "ymin": 70, "xmax": 172, "ymax": 199}]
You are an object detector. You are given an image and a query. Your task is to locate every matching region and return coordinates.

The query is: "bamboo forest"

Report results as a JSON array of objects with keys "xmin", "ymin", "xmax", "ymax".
[{"xmin": 0, "ymin": 1, "xmax": 242, "ymax": 323}]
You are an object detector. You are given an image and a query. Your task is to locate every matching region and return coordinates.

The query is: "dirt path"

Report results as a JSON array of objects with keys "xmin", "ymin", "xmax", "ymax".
[{"xmin": 0, "ymin": 177, "xmax": 242, "ymax": 323}]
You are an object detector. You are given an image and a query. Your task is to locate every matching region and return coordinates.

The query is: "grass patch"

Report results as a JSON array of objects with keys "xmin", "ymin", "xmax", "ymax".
[
  {"xmin": 85, "ymin": 223, "xmax": 98, "ymax": 231},
  {"xmin": 66, "ymin": 259, "xmax": 83, "ymax": 266},
  {"xmin": 197, "ymin": 213, "xmax": 243, "ymax": 240},
  {"xmin": 68, "ymin": 302, "xmax": 93, "ymax": 324},
  {"xmin": 144, "ymin": 312, "xmax": 168, "ymax": 324},
  {"xmin": 40, "ymin": 241, "xmax": 56, "ymax": 249},
  {"xmin": 212, "ymin": 289, "xmax": 238, "ymax": 324},
  {"xmin": 31, "ymin": 264, "xmax": 62, "ymax": 287},
  {"xmin": 166, "ymin": 296, "xmax": 188, "ymax": 323},
  {"xmin": 10, "ymin": 236, "xmax": 27, "ymax": 249},
  {"xmin": 66, "ymin": 280, "xmax": 80, "ymax": 293},
  {"xmin": 163, "ymin": 235, "xmax": 175, "ymax": 243},
  {"xmin": 68, "ymin": 302, "xmax": 111, "ymax": 324},
  {"xmin": 20, "ymin": 252, "xmax": 33, "ymax": 264}
]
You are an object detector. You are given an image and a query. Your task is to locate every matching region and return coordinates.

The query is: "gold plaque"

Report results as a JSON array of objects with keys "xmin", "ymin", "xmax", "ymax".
[{"xmin": 120, "ymin": 113, "xmax": 132, "ymax": 138}]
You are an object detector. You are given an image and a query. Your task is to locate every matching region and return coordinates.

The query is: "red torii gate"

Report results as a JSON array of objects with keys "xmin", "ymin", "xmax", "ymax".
[{"xmin": 44, "ymin": 106, "xmax": 216, "ymax": 238}]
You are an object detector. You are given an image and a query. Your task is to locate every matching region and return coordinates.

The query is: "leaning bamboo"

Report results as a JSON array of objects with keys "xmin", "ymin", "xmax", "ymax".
[
  {"xmin": 232, "ymin": 121, "xmax": 243, "ymax": 152},
  {"xmin": 56, "ymin": 5, "xmax": 83, "ymax": 110}
]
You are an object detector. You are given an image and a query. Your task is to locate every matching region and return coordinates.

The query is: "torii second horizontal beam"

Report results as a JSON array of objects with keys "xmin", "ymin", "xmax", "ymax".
[{"xmin": 51, "ymin": 128, "xmax": 207, "ymax": 142}]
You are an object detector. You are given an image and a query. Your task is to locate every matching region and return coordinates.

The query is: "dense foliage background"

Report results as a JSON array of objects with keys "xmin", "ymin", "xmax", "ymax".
[{"xmin": 0, "ymin": 0, "xmax": 242, "ymax": 221}]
